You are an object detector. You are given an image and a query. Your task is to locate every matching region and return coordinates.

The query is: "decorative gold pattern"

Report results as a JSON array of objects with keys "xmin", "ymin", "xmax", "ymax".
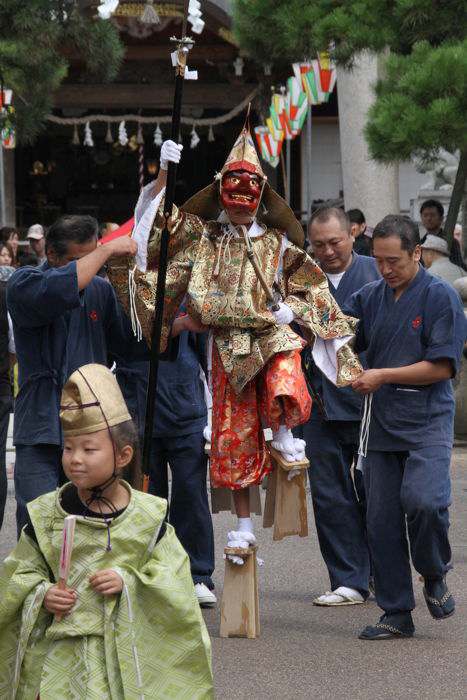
[
  {"xmin": 425, "ymin": 591, "xmax": 452, "ymax": 606},
  {"xmin": 108, "ymin": 205, "xmax": 362, "ymax": 393},
  {"xmin": 113, "ymin": 3, "xmax": 183, "ymax": 18},
  {"xmin": 374, "ymin": 623, "xmax": 405, "ymax": 635}
]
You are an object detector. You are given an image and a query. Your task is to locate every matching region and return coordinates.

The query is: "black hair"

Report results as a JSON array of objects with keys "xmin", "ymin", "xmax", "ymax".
[
  {"xmin": 109, "ymin": 419, "xmax": 143, "ymax": 490},
  {"xmin": 45, "ymin": 215, "xmax": 98, "ymax": 257},
  {"xmin": 0, "ymin": 226, "xmax": 19, "ymax": 243},
  {"xmin": 309, "ymin": 206, "xmax": 351, "ymax": 234},
  {"xmin": 372, "ymin": 215, "xmax": 420, "ymax": 253},
  {"xmin": 420, "ymin": 199, "xmax": 444, "ymax": 218},
  {"xmin": 346, "ymin": 208, "xmax": 366, "ymax": 225}
]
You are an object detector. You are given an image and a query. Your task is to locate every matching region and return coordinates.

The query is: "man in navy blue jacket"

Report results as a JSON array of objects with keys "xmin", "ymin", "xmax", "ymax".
[
  {"xmin": 301, "ymin": 207, "xmax": 380, "ymax": 606},
  {"xmin": 7, "ymin": 215, "xmax": 136, "ymax": 533},
  {"xmin": 347, "ymin": 215, "xmax": 466, "ymax": 639},
  {"xmin": 115, "ymin": 310, "xmax": 216, "ymax": 606}
]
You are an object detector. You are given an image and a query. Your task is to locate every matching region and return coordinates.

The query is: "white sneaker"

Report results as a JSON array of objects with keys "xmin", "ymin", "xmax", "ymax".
[{"xmin": 195, "ymin": 583, "xmax": 217, "ymax": 607}]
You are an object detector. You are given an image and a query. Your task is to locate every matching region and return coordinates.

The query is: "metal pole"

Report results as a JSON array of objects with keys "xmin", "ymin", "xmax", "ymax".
[
  {"xmin": 286, "ymin": 137, "xmax": 291, "ymax": 205},
  {"xmin": 142, "ymin": 3, "xmax": 192, "ymax": 477},
  {"xmin": 306, "ymin": 105, "xmax": 312, "ymax": 221}
]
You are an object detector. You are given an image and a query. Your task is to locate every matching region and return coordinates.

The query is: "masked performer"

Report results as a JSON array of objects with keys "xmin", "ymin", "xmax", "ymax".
[
  {"xmin": 108, "ymin": 124, "xmax": 361, "ymax": 557},
  {"xmin": 0, "ymin": 363, "xmax": 213, "ymax": 699}
]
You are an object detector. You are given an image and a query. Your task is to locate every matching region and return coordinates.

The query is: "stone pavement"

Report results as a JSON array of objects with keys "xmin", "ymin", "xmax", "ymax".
[{"xmin": 1, "ymin": 447, "xmax": 466, "ymax": 699}]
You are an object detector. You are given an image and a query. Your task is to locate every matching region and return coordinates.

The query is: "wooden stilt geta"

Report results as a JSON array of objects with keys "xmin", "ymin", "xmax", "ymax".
[
  {"xmin": 263, "ymin": 446, "xmax": 309, "ymax": 541},
  {"xmin": 220, "ymin": 545, "xmax": 260, "ymax": 639},
  {"xmin": 210, "ymin": 484, "xmax": 262, "ymax": 515}
]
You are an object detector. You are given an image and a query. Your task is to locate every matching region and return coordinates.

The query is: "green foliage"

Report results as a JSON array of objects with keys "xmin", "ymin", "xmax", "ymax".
[
  {"xmin": 233, "ymin": 0, "xmax": 467, "ymax": 162},
  {"xmin": 234, "ymin": 0, "xmax": 466, "ymax": 67},
  {"xmin": 0, "ymin": 0, "xmax": 124, "ymax": 143},
  {"xmin": 365, "ymin": 40, "xmax": 467, "ymax": 161}
]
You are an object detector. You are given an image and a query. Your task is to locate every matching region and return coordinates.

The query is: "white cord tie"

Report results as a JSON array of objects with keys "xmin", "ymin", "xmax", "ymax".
[
  {"xmin": 128, "ymin": 265, "xmax": 142, "ymax": 342},
  {"xmin": 213, "ymin": 227, "xmax": 235, "ymax": 277},
  {"xmin": 358, "ymin": 392, "xmax": 373, "ymax": 458}
]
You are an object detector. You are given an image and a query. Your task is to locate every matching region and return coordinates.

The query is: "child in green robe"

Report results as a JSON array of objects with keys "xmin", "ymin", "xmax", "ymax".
[{"xmin": 0, "ymin": 363, "xmax": 213, "ymax": 699}]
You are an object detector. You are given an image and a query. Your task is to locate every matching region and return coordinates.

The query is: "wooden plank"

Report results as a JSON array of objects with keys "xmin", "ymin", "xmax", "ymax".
[
  {"xmin": 273, "ymin": 466, "xmax": 308, "ymax": 541},
  {"xmin": 220, "ymin": 546, "xmax": 259, "ymax": 639},
  {"xmin": 268, "ymin": 445, "xmax": 309, "ymax": 471},
  {"xmin": 210, "ymin": 485, "xmax": 262, "ymax": 515},
  {"xmin": 262, "ymin": 466, "xmax": 277, "ymax": 529},
  {"xmin": 249, "ymin": 485, "xmax": 262, "ymax": 516},
  {"xmin": 210, "ymin": 486, "xmax": 232, "ymax": 514},
  {"xmin": 52, "ymin": 83, "xmax": 253, "ymax": 110}
]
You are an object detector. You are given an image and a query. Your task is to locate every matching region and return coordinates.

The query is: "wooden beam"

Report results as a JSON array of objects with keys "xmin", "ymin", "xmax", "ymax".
[
  {"xmin": 53, "ymin": 83, "xmax": 254, "ymax": 110},
  {"xmin": 62, "ymin": 44, "xmax": 237, "ymax": 63},
  {"xmin": 124, "ymin": 44, "xmax": 237, "ymax": 62}
]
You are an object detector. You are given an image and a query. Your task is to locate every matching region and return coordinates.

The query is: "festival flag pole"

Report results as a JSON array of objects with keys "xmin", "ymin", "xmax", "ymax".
[
  {"xmin": 306, "ymin": 105, "xmax": 312, "ymax": 219},
  {"xmin": 280, "ymin": 151, "xmax": 288, "ymax": 202},
  {"xmin": 142, "ymin": 0, "xmax": 194, "ymax": 480}
]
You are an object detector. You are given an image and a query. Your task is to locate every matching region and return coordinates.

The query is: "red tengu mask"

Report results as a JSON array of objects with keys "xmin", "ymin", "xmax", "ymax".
[{"xmin": 220, "ymin": 170, "xmax": 262, "ymax": 218}]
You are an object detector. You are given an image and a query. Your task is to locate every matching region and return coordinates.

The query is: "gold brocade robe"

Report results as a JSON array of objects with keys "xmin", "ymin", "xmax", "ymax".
[{"xmin": 108, "ymin": 205, "xmax": 362, "ymax": 393}]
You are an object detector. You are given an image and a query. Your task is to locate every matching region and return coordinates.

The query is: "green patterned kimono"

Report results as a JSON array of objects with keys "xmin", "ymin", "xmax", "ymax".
[{"xmin": 0, "ymin": 484, "xmax": 213, "ymax": 699}]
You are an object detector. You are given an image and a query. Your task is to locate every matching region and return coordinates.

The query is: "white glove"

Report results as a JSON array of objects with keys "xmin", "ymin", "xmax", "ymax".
[
  {"xmin": 272, "ymin": 302, "xmax": 294, "ymax": 325},
  {"xmin": 160, "ymin": 140, "xmax": 183, "ymax": 171}
]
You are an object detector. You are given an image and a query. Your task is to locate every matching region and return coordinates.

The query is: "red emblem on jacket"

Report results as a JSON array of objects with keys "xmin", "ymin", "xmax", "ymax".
[
  {"xmin": 89, "ymin": 310, "xmax": 98, "ymax": 321},
  {"xmin": 412, "ymin": 316, "xmax": 422, "ymax": 329}
]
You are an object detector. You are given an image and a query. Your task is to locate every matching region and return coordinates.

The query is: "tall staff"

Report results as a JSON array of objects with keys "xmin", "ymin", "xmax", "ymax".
[{"xmin": 142, "ymin": 1, "xmax": 194, "ymax": 477}]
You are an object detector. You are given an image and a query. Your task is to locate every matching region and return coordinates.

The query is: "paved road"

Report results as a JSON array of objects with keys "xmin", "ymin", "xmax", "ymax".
[{"xmin": 1, "ymin": 448, "xmax": 466, "ymax": 699}]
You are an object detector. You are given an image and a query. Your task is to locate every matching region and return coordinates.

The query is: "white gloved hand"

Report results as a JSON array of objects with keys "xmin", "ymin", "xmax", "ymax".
[
  {"xmin": 272, "ymin": 302, "xmax": 294, "ymax": 325},
  {"xmin": 160, "ymin": 140, "xmax": 183, "ymax": 171}
]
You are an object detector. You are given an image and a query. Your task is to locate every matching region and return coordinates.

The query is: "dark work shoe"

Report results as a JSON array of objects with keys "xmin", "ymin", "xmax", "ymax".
[
  {"xmin": 359, "ymin": 612, "xmax": 415, "ymax": 640},
  {"xmin": 423, "ymin": 577, "xmax": 455, "ymax": 620}
]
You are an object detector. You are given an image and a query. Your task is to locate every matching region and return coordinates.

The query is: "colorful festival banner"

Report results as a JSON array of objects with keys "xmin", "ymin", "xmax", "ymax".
[
  {"xmin": 255, "ymin": 53, "xmax": 336, "ymax": 167},
  {"xmin": 254, "ymin": 125, "xmax": 281, "ymax": 168},
  {"xmin": 286, "ymin": 76, "xmax": 308, "ymax": 136}
]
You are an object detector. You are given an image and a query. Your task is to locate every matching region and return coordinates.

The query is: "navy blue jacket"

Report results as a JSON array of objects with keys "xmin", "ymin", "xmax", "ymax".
[
  {"xmin": 345, "ymin": 266, "xmax": 467, "ymax": 450},
  {"xmin": 7, "ymin": 261, "xmax": 125, "ymax": 446},
  {"xmin": 305, "ymin": 253, "xmax": 380, "ymax": 421},
  {"xmin": 115, "ymin": 313, "xmax": 207, "ymax": 439}
]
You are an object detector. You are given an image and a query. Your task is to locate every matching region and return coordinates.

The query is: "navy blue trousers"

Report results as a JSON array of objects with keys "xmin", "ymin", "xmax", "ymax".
[
  {"xmin": 299, "ymin": 416, "xmax": 370, "ymax": 596},
  {"xmin": 14, "ymin": 443, "xmax": 64, "ymax": 535},
  {"xmin": 148, "ymin": 431, "xmax": 215, "ymax": 589},
  {"xmin": 363, "ymin": 446, "xmax": 452, "ymax": 613}
]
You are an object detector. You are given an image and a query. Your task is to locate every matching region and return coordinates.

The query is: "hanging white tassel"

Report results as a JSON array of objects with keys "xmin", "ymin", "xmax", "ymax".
[
  {"xmin": 153, "ymin": 123, "xmax": 162, "ymax": 146},
  {"xmin": 128, "ymin": 266, "xmax": 142, "ymax": 341},
  {"xmin": 118, "ymin": 120, "xmax": 128, "ymax": 146},
  {"xmin": 208, "ymin": 125, "xmax": 215, "ymax": 142},
  {"xmin": 105, "ymin": 122, "xmax": 113, "ymax": 143},
  {"xmin": 72, "ymin": 124, "xmax": 80, "ymax": 146},
  {"xmin": 136, "ymin": 123, "xmax": 144, "ymax": 145},
  {"xmin": 190, "ymin": 124, "xmax": 200, "ymax": 149},
  {"xmin": 140, "ymin": 0, "xmax": 160, "ymax": 24},
  {"xmin": 97, "ymin": 0, "xmax": 119, "ymax": 20},
  {"xmin": 84, "ymin": 122, "xmax": 94, "ymax": 147}
]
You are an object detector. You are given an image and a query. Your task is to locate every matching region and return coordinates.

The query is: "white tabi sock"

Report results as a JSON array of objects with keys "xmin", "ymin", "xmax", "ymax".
[{"xmin": 237, "ymin": 517, "xmax": 253, "ymax": 533}]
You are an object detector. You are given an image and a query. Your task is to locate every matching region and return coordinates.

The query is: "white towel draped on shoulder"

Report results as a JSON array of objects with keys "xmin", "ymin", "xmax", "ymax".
[{"xmin": 312, "ymin": 335, "xmax": 353, "ymax": 386}]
